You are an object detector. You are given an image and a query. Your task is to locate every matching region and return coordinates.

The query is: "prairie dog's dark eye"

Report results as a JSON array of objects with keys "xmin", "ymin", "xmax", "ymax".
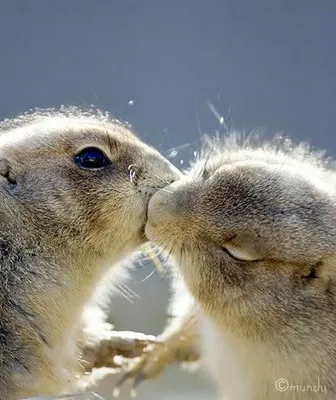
[{"xmin": 74, "ymin": 147, "xmax": 110, "ymax": 170}]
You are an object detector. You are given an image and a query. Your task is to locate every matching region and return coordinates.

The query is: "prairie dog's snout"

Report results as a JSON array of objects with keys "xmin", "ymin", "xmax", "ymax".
[
  {"xmin": 147, "ymin": 182, "xmax": 177, "ymax": 226},
  {"xmin": 147, "ymin": 179, "xmax": 196, "ymax": 233},
  {"xmin": 134, "ymin": 154, "xmax": 181, "ymax": 202}
]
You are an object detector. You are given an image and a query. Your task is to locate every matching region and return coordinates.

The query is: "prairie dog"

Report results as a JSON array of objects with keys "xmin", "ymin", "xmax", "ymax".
[
  {"xmin": 142, "ymin": 134, "xmax": 336, "ymax": 399},
  {"xmin": 0, "ymin": 106, "xmax": 180, "ymax": 400}
]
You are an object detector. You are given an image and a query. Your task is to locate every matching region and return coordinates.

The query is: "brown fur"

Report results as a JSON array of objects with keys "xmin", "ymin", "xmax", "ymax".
[
  {"xmin": 140, "ymin": 133, "xmax": 336, "ymax": 399},
  {"xmin": 0, "ymin": 106, "xmax": 180, "ymax": 399}
]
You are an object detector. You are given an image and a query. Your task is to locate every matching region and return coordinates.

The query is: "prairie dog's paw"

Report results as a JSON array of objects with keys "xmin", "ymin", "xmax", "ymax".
[
  {"xmin": 78, "ymin": 323, "xmax": 156, "ymax": 372},
  {"xmin": 113, "ymin": 334, "xmax": 200, "ymax": 398}
]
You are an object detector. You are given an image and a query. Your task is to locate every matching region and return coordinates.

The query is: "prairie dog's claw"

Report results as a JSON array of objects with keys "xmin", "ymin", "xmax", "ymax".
[
  {"xmin": 113, "ymin": 338, "xmax": 200, "ymax": 397},
  {"xmin": 113, "ymin": 370, "xmax": 144, "ymax": 398},
  {"xmin": 78, "ymin": 327, "xmax": 157, "ymax": 372}
]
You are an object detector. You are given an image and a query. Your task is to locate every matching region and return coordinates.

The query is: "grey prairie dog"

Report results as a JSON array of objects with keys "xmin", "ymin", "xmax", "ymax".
[
  {"xmin": 122, "ymin": 133, "xmax": 336, "ymax": 400},
  {"xmin": 0, "ymin": 106, "xmax": 180, "ymax": 400}
]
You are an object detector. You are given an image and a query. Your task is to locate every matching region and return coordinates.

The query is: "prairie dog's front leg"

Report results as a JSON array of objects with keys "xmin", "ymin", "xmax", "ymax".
[{"xmin": 113, "ymin": 275, "xmax": 201, "ymax": 396}]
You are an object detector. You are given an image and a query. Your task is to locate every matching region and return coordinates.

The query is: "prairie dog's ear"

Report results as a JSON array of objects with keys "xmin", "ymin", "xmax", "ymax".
[{"xmin": 0, "ymin": 158, "xmax": 17, "ymax": 187}]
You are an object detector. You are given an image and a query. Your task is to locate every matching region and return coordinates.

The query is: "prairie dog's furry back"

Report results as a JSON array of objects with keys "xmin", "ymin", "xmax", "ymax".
[{"xmin": 146, "ymin": 133, "xmax": 336, "ymax": 399}]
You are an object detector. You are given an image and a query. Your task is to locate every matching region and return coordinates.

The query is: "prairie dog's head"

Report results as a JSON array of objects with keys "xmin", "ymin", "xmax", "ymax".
[
  {"xmin": 147, "ymin": 133, "xmax": 336, "ymax": 344},
  {"xmin": 0, "ymin": 106, "xmax": 180, "ymax": 264}
]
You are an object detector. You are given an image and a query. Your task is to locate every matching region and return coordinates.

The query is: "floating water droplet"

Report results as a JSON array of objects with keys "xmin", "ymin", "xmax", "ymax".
[
  {"xmin": 180, "ymin": 160, "xmax": 184, "ymax": 165},
  {"xmin": 168, "ymin": 150, "xmax": 178, "ymax": 158},
  {"xmin": 219, "ymin": 117, "xmax": 224, "ymax": 125},
  {"xmin": 128, "ymin": 100, "xmax": 134, "ymax": 106}
]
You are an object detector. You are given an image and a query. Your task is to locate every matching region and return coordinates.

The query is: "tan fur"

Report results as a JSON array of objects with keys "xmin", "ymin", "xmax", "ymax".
[
  {"xmin": 142, "ymin": 133, "xmax": 336, "ymax": 399},
  {"xmin": 0, "ymin": 106, "xmax": 180, "ymax": 399}
]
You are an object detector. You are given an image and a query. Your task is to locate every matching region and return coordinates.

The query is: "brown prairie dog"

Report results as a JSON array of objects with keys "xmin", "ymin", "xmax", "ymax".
[
  {"xmin": 0, "ymin": 106, "xmax": 180, "ymax": 400},
  {"xmin": 142, "ymin": 133, "xmax": 336, "ymax": 399}
]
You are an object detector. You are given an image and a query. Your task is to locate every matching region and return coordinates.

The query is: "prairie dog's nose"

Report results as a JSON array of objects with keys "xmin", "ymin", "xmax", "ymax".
[
  {"xmin": 147, "ymin": 184, "xmax": 176, "ymax": 227},
  {"xmin": 132, "ymin": 154, "xmax": 182, "ymax": 200},
  {"xmin": 146, "ymin": 151, "xmax": 182, "ymax": 184},
  {"xmin": 164, "ymin": 165, "xmax": 182, "ymax": 187},
  {"xmin": 147, "ymin": 179, "xmax": 192, "ymax": 228}
]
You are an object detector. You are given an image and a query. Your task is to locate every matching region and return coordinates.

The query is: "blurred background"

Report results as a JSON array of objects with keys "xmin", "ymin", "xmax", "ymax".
[{"xmin": 1, "ymin": 0, "xmax": 335, "ymax": 399}]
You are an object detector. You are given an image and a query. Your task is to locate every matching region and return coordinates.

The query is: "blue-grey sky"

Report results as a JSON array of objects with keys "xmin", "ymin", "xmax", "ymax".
[{"xmin": 1, "ymin": 0, "xmax": 335, "ymax": 156}]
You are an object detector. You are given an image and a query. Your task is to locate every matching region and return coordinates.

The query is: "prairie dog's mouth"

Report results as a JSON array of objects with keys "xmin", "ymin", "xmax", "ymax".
[
  {"xmin": 138, "ymin": 224, "xmax": 147, "ymax": 243},
  {"xmin": 145, "ymin": 219, "xmax": 158, "ymax": 237}
]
